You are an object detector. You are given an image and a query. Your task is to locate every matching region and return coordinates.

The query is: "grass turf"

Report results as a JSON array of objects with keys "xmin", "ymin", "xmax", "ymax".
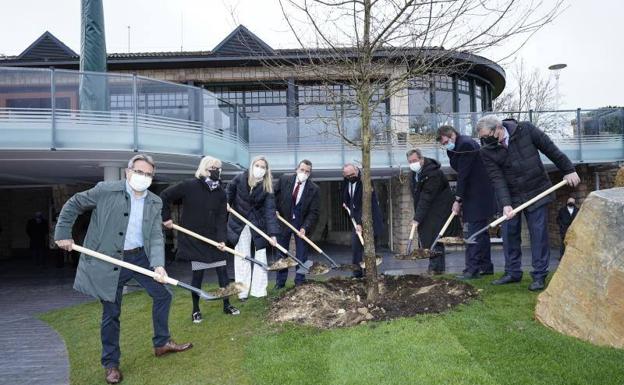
[{"xmin": 40, "ymin": 275, "xmax": 624, "ymax": 385}]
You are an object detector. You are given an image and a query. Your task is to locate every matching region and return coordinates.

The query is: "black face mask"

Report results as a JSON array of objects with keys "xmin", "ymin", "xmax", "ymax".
[
  {"xmin": 480, "ymin": 135, "xmax": 499, "ymax": 147},
  {"xmin": 209, "ymin": 169, "xmax": 221, "ymax": 181},
  {"xmin": 567, "ymin": 203, "xmax": 575, "ymax": 208},
  {"xmin": 346, "ymin": 175, "xmax": 360, "ymax": 184}
]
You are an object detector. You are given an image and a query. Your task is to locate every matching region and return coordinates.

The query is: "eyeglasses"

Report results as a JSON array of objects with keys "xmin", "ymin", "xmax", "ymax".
[{"xmin": 130, "ymin": 169, "xmax": 154, "ymax": 178}]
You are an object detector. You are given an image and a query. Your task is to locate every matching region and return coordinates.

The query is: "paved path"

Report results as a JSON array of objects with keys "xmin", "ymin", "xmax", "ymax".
[{"xmin": 0, "ymin": 245, "xmax": 559, "ymax": 385}]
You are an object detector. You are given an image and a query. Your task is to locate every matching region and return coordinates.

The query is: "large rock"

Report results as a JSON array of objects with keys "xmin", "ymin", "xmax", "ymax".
[
  {"xmin": 535, "ymin": 187, "xmax": 624, "ymax": 348},
  {"xmin": 615, "ymin": 167, "xmax": 624, "ymax": 187}
]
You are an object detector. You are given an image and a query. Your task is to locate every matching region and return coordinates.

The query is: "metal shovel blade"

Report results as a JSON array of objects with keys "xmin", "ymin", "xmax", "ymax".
[
  {"xmin": 208, "ymin": 282, "xmax": 247, "ymax": 298},
  {"xmin": 177, "ymin": 281, "xmax": 222, "ymax": 301},
  {"xmin": 395, "ymin": 248, "xmax": 443, "ymax": 260},
  {"xmin": 267, "ymin": 258, "xmax": 299, "ymax": 271},
  {"xmin": 438, "ymin": 236, "xmax": 466, "ymax": 245}
]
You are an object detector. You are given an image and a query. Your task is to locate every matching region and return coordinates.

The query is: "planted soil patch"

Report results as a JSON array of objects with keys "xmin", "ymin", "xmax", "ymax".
[{"xmin": 268, "ymin": 274, "xmax": 479, "ymax": 329}]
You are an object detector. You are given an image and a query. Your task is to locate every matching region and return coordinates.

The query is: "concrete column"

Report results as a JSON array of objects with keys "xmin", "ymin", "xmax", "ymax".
[{"xmin": 102, "ymin": 163, "xmax": 124, "ymax": 181}]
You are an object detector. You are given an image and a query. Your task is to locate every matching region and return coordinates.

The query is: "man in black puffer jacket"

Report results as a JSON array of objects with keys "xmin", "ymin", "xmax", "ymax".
[
  {"xmin": 477, "ymin": 115, "xmax": 580, "ymax": 291},
  {"xmin": 406, "ymin": 149, "xmax": 461, "ymax": 274}
]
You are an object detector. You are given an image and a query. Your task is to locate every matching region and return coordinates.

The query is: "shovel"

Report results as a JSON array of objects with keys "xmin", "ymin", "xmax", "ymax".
[
  {"xmin": 227, "ymin": 207, "xmax": 313, "ymax": 274},
  {"xmin": 429, "ymin": 212, "xmax": 457, "ymax": 250},
  {"xmin": 72, "ymin": 244, "xmax": 225, "ymax": 301},
  {"xmin": 396, "ymin": 213, "xmax": 455, "ymax": 260},
  {"xmin": 276, "ymin": 212, "xmax": 357, "ymax": 272},
  {"xmin": 342, "ymin": 203, "xmax": 364, "ymax": 246},
  {"xmin": 171, "ymin": 223, "xmax": 268, "ymax": 270},
  {"xmin": 406, "ymin": 222, "xmax": 417, "ymax": 254},
  {"xmin": 465, "ymin": 180, "xmax": 568, "ymax": 244},
  {"xmin": 341, "ymin": 204, "xmax": 383, "ymax": 269}
]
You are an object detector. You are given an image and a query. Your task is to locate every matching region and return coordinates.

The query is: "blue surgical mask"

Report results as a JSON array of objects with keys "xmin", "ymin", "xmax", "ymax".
[{"xmin": 445, "ymin": 142, "xmax": 455, "ymax": 151}]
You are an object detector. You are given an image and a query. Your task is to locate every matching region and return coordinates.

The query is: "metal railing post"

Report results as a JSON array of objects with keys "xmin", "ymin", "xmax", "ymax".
[
  {"xmin": 529, "ymin": 109, "xmax": 533, "ymax": 123},
  {"xmin": 199, "ymin": 91, "xmax": 204, "ymax": 156},
  {"xmin": 132, "ymin": 74, "xmax": 138, "ymax": 152},
  {"xmin": 50, "ymin": 68, "xmax": 57, "ymax": 150},
  {"xmin": 576, "ymin": 108, "xmax": 583, "ymax": 162}
]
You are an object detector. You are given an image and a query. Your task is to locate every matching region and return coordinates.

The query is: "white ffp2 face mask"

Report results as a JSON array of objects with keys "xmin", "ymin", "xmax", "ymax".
[
  {"xmin": 409, "ymin": 162, "xmax": 422, "ymax": 173},
  {"xmin": 296, "ymin": 172, "xmax": 309, "ymax": 183},
  {"xmin": 129, "ymin": 173, "xmax": 152, "ymax": 192},
  {"xmin": 252, "ymin": 166, "xmax": 266, "ymax": 179}
]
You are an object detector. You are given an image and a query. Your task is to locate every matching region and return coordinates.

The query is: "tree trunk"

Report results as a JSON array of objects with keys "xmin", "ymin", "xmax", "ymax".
[
  {"xmin": 360, "ymin": 104, "xmax": 379, "ymax": 302},
  {"xmin": 360, "ymin": 0, "xmax": 379, "ymax": 302}
]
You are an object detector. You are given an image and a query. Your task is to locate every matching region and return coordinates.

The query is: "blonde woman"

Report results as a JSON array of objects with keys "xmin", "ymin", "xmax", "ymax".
[
  {"xmin": 226, "ymin": 156, "xmax": 279, "ymax": 299},
  {"xmin": 161, "ymin": 156, "xmax": 239, "ymax": 323}
]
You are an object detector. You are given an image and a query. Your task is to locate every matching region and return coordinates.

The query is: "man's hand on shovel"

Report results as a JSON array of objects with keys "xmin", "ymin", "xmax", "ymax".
[
  {"xmin": 154, "ymin": 266, "xmax": 168, "ymax": 284},
  {"xmin": 564, "ymin": 172, "xmax": 580, "ymax": 187},
  {"xmin": 503, "ymin": 205, "xmax": 515, "ymax": 220}
]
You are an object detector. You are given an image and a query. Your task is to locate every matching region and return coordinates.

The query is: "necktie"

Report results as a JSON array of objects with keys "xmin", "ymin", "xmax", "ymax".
[{"xmin": 292, "ymin": 182, "xmax": 302, "ymax": 206}]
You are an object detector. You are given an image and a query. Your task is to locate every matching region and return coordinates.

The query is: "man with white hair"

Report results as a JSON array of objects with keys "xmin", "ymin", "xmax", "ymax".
[
  {"xmin": 341, "ymin": 163, "xmax": 384, "ymax": 278},
  {"xmin": 477, "ymin": 115, "xmax": 580, "ymax": 291}
]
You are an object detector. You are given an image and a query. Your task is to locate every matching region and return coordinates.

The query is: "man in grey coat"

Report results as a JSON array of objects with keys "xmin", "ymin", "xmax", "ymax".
[{"xmin": 55, "ymin": 154, "xmax": 192, "ymax": 384}]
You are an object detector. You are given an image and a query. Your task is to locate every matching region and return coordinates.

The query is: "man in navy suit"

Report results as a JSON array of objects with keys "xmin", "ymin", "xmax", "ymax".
[
  {"xmin": 342, "ymin": 163, "xmax": 384, "ymax": 278},
  {"xmin": 273, "ymin": 160, "xmax": 320, "ymax": 288},
  {"xmin": 437, "ymin": 125, "xmax": 496, "ymax": 279}
]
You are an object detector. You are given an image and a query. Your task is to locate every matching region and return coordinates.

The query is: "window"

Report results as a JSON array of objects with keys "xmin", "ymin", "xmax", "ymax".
[
  {"xmin": 206, "ymin": 86, "xmax": 287, "ymax": 113},
  {"xmin": 110, "ymin": 94, "xmax": 132, "ymax": 111},
  {"xmin": 434, "ymin": 75, "xmax": 453, "ymax": 91},
  {"xmin": 458, "ymin": 79, "xmax": 470, "ymax": 93}
]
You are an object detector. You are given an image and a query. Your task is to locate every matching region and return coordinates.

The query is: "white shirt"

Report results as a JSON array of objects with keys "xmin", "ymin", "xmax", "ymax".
[
  {"xmin": 292, "ymin": 179, "xmax": 306, "ymax": 205},
  {"xmin": 567, "ymin": 206, "xmax": 574, "ymax": 215},
  {"xmin": 502, "ymin": 127, "xmax": 510, "ymax": 147},
  {"xmin": 349, "ymin": 182, "xmax": 357, "ymax": 199},
  {"xmin": 124, "ymin": 181, "xmax": 147, "ymax": 250}
]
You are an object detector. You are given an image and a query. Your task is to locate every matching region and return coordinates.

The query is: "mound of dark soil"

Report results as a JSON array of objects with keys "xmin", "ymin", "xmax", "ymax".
[{"xmin": 268, "ymin": 274, "xmax": 480, "ymax": 329}]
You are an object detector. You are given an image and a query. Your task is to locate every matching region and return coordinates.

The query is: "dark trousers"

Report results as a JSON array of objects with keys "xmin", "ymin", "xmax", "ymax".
[
  {"xmin": 501, "ymin": 204, "xmax": 550, "ymax": 281},
  {"xmin": 191, "ymin": 265, "xmax": 230, "ymax": 312},
  {"xmin": 276, "ymin": 218, "xmax": 307, "ymax": 286},
  {"xmin": 428, "ymin": 244, "xmax": 445, "ymax": 273},
  {"xmin": 465, "ymin": 220, "xmax": 493, "ymax": 275},
  {"xmin": 100, "ymin": 249, "xmax": 172, "ymax": 368}
]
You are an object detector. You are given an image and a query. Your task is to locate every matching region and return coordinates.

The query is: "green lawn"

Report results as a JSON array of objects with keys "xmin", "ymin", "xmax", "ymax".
[{"xmin": 40, "ymin": 275, "xmax": 624, "ymax": 385}]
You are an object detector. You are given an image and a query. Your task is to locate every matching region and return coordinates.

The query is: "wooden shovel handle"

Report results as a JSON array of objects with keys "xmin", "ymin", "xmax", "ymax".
[
  {"xmin": 438, "ymin": 212, "xmax": 456, "ymax": 237},
  {"xmin": 276, "ymin": 212, "xmax": 323, "ymax": 254},
  {"xmin": 72, "ymin": 244, "xmax": 179, "ymax": 286},
  {"xmin": 171, "ymin": 223, "xmax": 245, "ymax": 258},
  {"xmin": 342, "ymin": 204, "xmax": 364, "ymax": 246},
  {"xmin": 490, "ymin": 180, "xmax": 568, "ymax": 228},
  {"xmin": 228, "ymin": 207, "xmax": 288, "ymax": 255},
  {"xmin": 408, "ymin": 222, "xmax": 416, "ymax": 241}
]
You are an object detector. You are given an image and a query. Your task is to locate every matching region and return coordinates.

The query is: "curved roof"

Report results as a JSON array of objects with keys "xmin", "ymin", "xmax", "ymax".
[{"xmin": 0, "ymin": 26, "xmax": 506, "ymax": 96}]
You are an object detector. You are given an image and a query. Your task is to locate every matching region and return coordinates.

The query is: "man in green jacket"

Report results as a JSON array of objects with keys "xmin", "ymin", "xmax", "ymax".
[{"xmin": 55, "ymin": 154, "xmax": 192, "ymax": 384}]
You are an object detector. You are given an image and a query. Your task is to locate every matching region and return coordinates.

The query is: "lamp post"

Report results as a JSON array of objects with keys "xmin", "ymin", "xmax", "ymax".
[{"xmin": 548, "ymin": 63, "xmax": 567, "ymax": 110}]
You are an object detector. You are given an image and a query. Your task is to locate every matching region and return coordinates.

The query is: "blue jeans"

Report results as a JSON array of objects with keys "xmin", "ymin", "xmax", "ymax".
[
  {"xmin": 501, "ymin": 204, "xmax": 550, "ymax": 281},
  {"xmin": 465, "ymin": 220, "xmax": 493, "ymax": 275},
  {"xmin": 101, "ymin": 249, "xmax": 172, "ymax": 368},
  {"xmin": 275, "ymin": 220, "xmax": 308, "ymax": 286}
]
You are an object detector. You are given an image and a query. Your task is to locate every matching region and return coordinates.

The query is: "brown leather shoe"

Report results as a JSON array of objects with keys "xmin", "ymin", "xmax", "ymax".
[
  {"xmin": 105, "ymin": 367, "xmax": 123, "ymax": 384},
  {"xmin": 154, "ymin": 339, "xmax": 193, "ymax": 357}
]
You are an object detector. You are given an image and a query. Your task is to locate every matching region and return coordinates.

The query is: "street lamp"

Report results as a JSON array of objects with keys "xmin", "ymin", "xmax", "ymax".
[{"xmin": 548, "ymin": 63, "xmax": 567, "ymax": 110}]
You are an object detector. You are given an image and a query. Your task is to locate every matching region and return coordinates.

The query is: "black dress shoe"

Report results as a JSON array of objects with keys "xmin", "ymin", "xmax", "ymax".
[
  {"xmin": 491, "ymin": 275, "xmax": 521, "ymax": 285},
  {"xmin": 528, "ymin": 280, "xmax": 545, "ymax": 291},
  {"xmin": 273, "ymin": 284, "xmax": 285, "ymax": 290},
  {"xmin": 480, "ymin": 270, "xmax": 494, "ymax": 276},
  {"xmin": 456, "ymin": 273, "xmax": 480, "ymax": 280}
]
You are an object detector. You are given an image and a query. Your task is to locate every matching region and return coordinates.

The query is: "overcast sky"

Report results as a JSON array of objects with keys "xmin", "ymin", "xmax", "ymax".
[{"xmin": 0, "ymin": 0, "xmax": 622, "ymax": 109}]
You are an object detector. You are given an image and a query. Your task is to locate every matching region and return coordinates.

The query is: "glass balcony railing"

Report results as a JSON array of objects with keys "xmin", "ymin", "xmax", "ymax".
[
  {"xmin": 1, "ymin": 66, "xmax": 623, "ymax": 172},
  {"xmin": 0, "ymin": 66, "xmax": 249, "ymax": 167}
]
